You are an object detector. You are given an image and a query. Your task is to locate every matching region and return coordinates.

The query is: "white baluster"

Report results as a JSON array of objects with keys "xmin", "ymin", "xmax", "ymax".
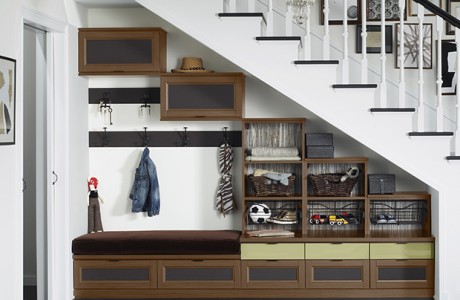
[
  {"xmin": 223, "ymin": 0, "xmax": 236, "ymax": 13},
  {"xmin": 323, "ymin": 0, "xmax": 330, "ymax": 59},
  {"xmin": 455, "ymin": 26, "xmax": 460, "ymax": 154},
  {"xmin": 361, "ymin": 0, "xmax": 368, "ymax": 83},
  {"xmin": 380, "ymin": 0, "xmax": 387, "ymax": 107},
  {"xmin": 266, "ymin": 0, "xmax": 274, "ymax": 36},
  {"xmin": 417, "ymin": 4, "xmax": 425, "ymax": 131},
  {"xmin": 304, "ymin": 4, "xmax": 312, "ymax": 60},
  {"xmin": 398, "ymin": 0, "xmax": 406, "ymax": 108},
  {"xmin": 286, "ymin": 3, "xmax": 293, "ymax": 36},
  {"xmin": 248, "ymin": 0, "xmax": 255, "ymax": 12},
  {"xmin": 342, "ymin": 0, "xmax": 349, "ymax": 83},
  {"xmin": 436, "ymin": 16, "xmax": 444, "ymax": 132}
]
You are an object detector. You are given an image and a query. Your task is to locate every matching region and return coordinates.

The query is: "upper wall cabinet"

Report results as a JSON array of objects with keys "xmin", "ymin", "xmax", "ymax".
[
  {"xmin": 78, "ymin": 28, "xmax": 167, "ymax": 76},
  {"xmin": 160, "ymin": 72, "xmax": 245, "ymax": 120}
]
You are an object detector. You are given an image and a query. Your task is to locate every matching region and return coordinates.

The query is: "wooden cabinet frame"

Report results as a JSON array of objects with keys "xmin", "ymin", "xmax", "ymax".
[
  {"xmin": 160, "ymin": 73, "xmax": 245, "ymax": 120},
  {"xmin": 370, "ymin": 259, "xmax": 434, "ymax": 289},
  {"xmin": 242, "ymin": 260, "xmax": 305, "ymax": 289},
  {"xmin": 78, "ymin": 28, "xmax": 167, "ymax": 75},
  {"xmin": 306, "ymin": 259, "xmax": 369, "ymax": 289}
]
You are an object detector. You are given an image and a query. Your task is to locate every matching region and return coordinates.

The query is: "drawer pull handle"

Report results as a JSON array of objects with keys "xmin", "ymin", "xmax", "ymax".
[
  {"xmin": 192, "ymin": 260, "xmax": 204, "ymax": 262},
  {"xmin": 331, "ymin": 242, "xmax": 343, "ymax": 245},
  {"xmin": 396, "ymin": 242, "xmax": 408, "ymax": 244}
]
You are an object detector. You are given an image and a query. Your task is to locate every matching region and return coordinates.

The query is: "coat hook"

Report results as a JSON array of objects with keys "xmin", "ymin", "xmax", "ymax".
[
  {"xmin": 99, "ymin": 92, "xmax": 113, "ymax": 126},
  {"xmin": 139, "ymin": 92, "xmax": 151, "ymax": 118},
  {"xmin": 143, "ymin": 127, "xmax": 149, "ymax": 147},
  {"xmin": 102, "ymin": 127, "xmax": 109, "ymax": 147},
  {"xmin": 223, "ymin": 127, "xmax": 229, "ymax": 144},
  {"xmin": 182, "ymin": 127, "xmax": 188, "ymax": 147}
]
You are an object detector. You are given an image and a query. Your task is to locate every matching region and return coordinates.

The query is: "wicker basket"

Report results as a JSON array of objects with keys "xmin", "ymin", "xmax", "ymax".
[
  {"xmin": 309, "ymin": 173, "xmax": 358, "ymax": 197},
  {"xmin": 249, "ymin": 175, "xmax": 295, "ymax": 197}
]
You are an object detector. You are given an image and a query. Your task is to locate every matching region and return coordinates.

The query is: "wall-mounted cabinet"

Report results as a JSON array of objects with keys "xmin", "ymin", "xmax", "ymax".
[
  {"xmin": 160, "ymin": 73, "xmax": 245, "ymax": 120},
  {"xmin": 78, "ymin": 28, "xmax": 167, "ymax": 75}
]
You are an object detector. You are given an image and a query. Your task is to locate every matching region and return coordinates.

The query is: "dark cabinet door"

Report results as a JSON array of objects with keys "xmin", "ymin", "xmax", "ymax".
[
  {"xmin": 241, "ymin": 260, "xmax": 305, "ymax": 289},
  {"xmin": 160, "ymin": 73, "xmax": 245, "ymax": 120},
  {"xmin": 370, "ymin": 259, "xmax": 434, "ymax": 289},
  {"xmin": 306, "ymin": 259, "xmax": 369, "ymax": 289},
  {"xmin": 78, "ymin": 28, "xmax": 166, "ymax": 75}
]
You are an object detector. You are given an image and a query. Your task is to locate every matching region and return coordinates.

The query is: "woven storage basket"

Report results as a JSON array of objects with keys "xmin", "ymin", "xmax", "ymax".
[
  {"xmin": 309, "ymin": 173, "xmax": 358, "ymax": 197},
  {"xmin": 249, "ymin": 175, "xmax": 295, "ymax": 197}
]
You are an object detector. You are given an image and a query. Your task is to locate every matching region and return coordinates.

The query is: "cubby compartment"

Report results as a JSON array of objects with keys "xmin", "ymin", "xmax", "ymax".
[
  {"xmin": 369, "ymin": 193, "xmax": 431, "ymax": 239},
  {"xmin": 244, "ymin": 200, "xmax": 302, "ymax": 236},
  {"xmin": 306, "ymin": 199, "xmax": 365, "ymax": 238}
]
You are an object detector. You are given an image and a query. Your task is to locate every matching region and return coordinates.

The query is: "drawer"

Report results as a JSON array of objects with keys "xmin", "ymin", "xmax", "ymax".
[
  {"xmin": 242, "ymin": 260, "xmax": 305, "ymax": 289},
  {"xmin": 306, "ymin": 243, "xmax": 369, "ymax": 260},
  {"xmin": 370, "ymin": 259, "xmax": 434, "ymax": 289},
  {"xmin": 157, "ymin": 260, "xmax": 240, "ymax": 289},
  {"xmin": 241, "ymin": 243, "xmax": 304, "ymax": 260},
  {"xmin": 370, "ymin": 243, "xmax": 434, "ymax": 259},
  {"xmin": 73, "ymin": 259, "xmax": 155, "ymax": 289},
  {"xmin": 306, "ymin": 259, "xmax": 369, "ymax": 289}
]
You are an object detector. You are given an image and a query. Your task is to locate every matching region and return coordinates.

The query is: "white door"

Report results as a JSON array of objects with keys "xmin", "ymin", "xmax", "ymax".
[{"xmin": 23, "ymin": 24, "xmax": 49, "ymax": 300}]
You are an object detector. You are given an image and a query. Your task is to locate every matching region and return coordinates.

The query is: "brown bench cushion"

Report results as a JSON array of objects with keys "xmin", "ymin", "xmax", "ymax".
[{"xmin": 72, "ymin": 230, "xmax": 241, "ymax": 255}]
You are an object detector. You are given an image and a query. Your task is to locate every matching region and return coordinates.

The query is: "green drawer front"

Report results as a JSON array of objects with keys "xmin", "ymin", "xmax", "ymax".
[
  {"xmin": 370, "ymin": 243, "xmax": 434, "ymax": 259},
  {"xmin": 241, "ymin": 243, "xmax": 305, "ymax": 260},
  {"xmin": 306, "ymin": 243, "xmax": 370, "ymax": 260}
]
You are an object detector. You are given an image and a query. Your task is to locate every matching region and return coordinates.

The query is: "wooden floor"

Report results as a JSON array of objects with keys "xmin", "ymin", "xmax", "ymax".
[{"xmin": 23, "ymin": 285, "xmax": 36, "ymax": 300}]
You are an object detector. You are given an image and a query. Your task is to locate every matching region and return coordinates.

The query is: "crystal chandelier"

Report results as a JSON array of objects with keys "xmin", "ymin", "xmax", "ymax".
[{"xmin": 286, "ymin": 0, "xmax": 315, "ymax": 25}]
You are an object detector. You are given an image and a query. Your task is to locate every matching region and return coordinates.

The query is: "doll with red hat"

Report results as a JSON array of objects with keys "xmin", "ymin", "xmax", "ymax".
[{"xmin": 87, "ymin": 177, "xmax": 104, "ymax": 233}]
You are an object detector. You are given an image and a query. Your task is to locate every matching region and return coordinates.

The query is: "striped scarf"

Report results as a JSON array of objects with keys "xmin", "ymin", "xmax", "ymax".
[{"xmin": 216, "ymin": 143, "xmax": 237, "ymax": 216}]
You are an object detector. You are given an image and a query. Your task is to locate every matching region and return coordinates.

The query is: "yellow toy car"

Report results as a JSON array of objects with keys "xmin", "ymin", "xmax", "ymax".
[{"xmin": 329, "ymin": 215, "xmax": 349, "ymax": 226}]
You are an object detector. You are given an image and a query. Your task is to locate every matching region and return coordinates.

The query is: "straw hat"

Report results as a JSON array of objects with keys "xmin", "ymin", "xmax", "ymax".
[{"xmin": 171, "ymin": 57, "xmax": 214, "ymax": 73}]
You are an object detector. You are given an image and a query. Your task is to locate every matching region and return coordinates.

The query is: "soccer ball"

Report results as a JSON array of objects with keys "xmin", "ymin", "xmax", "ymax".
[{"xmin": 249, "ymin": 203, "xmax": 271, "ymax": 224}]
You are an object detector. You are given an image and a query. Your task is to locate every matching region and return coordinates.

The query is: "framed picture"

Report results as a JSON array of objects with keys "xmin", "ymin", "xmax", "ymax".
[
  {"xmin": 409, "ymin": 0, "xmax": 441, "ymax": 16},
  {"xmin": 447, "ymin": 0, "xmax": 460, "ymax": 35},
  {"xmin": 367, "ymin": 0, "xmax": 407, "ymax": 21},
  {"xmin": 321, "ymin": 0, "xmax": 361, "ymax": 25},
  {"xmin": 356, "ymin": 25, "xmax": 393, "ymax": 53},
  {"xmin": 395, "ymin": 23, "xmax": 432, "ymax": 69},
  {"xmin": 440, "ymin": 40, "xmax": 457, "ymax": 95},
  {"xmin": 0, "ymin": 55, "xmax": 16, "ymax": 145}
]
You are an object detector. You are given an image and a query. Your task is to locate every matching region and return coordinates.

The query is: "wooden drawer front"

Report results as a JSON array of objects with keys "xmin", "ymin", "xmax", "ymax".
[
  {"xmin": 158, "ymin": 260, "xmax": 240, "ymax": 289},
  {"xmin": 370, "ymin": 260, "xmax": 434, "ymax": 289},
  {"xmin": 306, "ymin": 243, "xmax": 369, "ymax": 260},
  {"xmin": 73, "ymin": 260, "xmax": 155, "ymax": 289},
  {"xmin": 370, "ymin": 243, "xmax": 434, "ymax": 259},
  {"xmin": 242, "ymin": 260, "xmax": 305, "ymax": 289},
  {"xmin": 306, "ymin": 260, "xmax": 369, "ymax": 289},
  {"xmin": 241, "ymin": 243, "xmax": 304, "ymax": 260}
]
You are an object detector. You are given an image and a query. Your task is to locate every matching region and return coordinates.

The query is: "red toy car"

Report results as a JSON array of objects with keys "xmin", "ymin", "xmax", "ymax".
[{"xmin": 309, "ymin": 214, "xmax": 328, "ymax": 225}]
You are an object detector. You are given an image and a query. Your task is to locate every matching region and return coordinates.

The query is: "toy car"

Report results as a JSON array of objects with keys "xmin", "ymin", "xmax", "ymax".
[
  {"xmin": 309, "ymin": 214, "xmax": 328, "ymax": 225},
  {"xmin": 329, "ymin": 215, "xmax": 349, "ymax": 226}
]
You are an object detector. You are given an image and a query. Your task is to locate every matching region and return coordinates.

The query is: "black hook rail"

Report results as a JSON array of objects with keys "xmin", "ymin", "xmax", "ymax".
[
  {"xmin": 413, "ymin": 0, "xmax": 460, "ymax": 30},
  {"xmin": 89, "ymin": 130, "xmax": 242, "ymax": 148}
]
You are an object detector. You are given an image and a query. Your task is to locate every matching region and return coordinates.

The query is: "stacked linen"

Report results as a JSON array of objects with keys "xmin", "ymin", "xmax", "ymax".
[{"xmin": 245, "ymin": 147, "xmax": 301, "ymax": 161}]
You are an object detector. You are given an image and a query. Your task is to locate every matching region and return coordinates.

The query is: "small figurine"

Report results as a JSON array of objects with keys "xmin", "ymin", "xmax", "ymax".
[{"xmin": 87, "ymin": 177, "xmax": 104, "ymax": 233}]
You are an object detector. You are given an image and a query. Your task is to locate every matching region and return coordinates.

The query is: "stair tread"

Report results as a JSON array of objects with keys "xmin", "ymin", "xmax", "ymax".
[
  {"xmin": 294, "ymin": 60, "xmax": 339, "ymax": 65},
  {"xmin": 332, "ymin": 84, "xmax": 378, "ymax": 89},
  {"xmin": 370, "ymin": 108, "xmax": 416, "ymax": 112},
  {"xmin": 446, "ymin": 156, "xmax": 460, "ymax": 160},
  {"xmin": 218, "ymin": 12, "xmax": 264, "ymax": 18},
  {"xmin": 256, "ymin": 36, "xmax": 301, "ymax": 41},
  {"xmin": 408, "ymin": 131, "xmax": 454, "ymax": 136}
]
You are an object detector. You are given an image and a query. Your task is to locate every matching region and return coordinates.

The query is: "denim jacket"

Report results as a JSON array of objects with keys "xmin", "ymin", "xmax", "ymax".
[{"xmin": 129, "ymin": 147, "xmax": 160, "ymax": 217}]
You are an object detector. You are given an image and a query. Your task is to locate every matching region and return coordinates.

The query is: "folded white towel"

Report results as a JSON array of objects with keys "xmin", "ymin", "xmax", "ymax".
[
  {"xmin": 245, "ymin": 156, "xmax": 301, "ymax": 161},
  {"xmin": 251, "ymin": 147, "xmax": 298, "ymax": 157}
]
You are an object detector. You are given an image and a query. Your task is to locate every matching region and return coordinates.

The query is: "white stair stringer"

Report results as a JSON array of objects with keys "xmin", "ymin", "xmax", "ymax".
[{"xmin": 137, "ymin": 2, "xmax": 460, "ymax": 297}]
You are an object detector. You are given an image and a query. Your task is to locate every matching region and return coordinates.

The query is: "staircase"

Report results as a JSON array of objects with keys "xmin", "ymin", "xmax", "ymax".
[{"xmin": 136, "ymin": 1, "xmax": 460, "ymax": 296}]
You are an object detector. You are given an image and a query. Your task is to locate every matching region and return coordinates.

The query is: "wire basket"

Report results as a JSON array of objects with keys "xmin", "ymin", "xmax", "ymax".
[
  {"xmin": 309, "ymin": 173, "xmax": 358, "ymax": 197},
  {"xmin": 249, "ymin": 175, "xmax": 295, "ymax": 197}
]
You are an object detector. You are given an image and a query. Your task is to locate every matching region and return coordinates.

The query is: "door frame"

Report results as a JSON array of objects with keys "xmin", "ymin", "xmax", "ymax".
[{"xmin": 19, "ymin": 8, "xmax": 69, "ymax": 300}]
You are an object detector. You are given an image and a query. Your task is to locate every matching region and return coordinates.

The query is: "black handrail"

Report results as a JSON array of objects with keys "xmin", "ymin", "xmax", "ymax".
[{"xmin": 413, "ymin": 0, "xmax": 460, "ymax": 30}]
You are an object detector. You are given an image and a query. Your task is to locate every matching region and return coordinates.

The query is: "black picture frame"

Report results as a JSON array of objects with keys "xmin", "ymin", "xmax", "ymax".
[
  {"xmin": 446, "ymin": 0, "xmax": 460, "ymax": 35},
  {"xmin": 0, "ymin": 55, "xmax": 16, "ymax": 145},
  {"xmin": 367, "ymin": 0, "xmax": 407, "ymax": 21},
  {"xmin": 395, "ymin": 23, "xmax": 432, "ymax": 69},
  {"xmin": 356, "ymin": 25, "xmax": 393, "ymax": 53},
  {"xmin": 321, "ymin": 0, "xmax": 361, "ymax": 25},
  {"xmin": 440, "ymin": 40, "xmax": 457, "ymax": 95}
]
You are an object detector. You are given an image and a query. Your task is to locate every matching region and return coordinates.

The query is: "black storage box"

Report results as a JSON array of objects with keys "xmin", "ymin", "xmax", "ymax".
[
  {"xmin": 306, "ymin": 133, "xmax": 333, "ymax": 146},
  {"xmin": 306, "ymin": 145, "xmax": 334, "ymax": 158},
  {"xmin": 368, "ymin": 174, "xmax": 395, "ymax": 194}
]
